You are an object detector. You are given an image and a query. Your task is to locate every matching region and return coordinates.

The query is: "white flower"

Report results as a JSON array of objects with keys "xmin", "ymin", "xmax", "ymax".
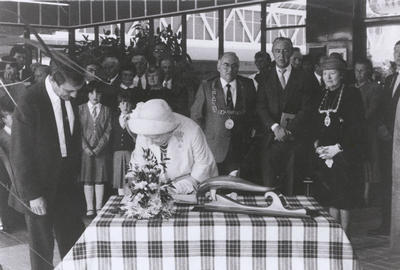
[
  {"xmin": 148, "ymin": 183, "xmax": 158, "ymax": 191},
  {"xmin": 133, "ymin": 181, "xmax": 147, "ymax": 190}
]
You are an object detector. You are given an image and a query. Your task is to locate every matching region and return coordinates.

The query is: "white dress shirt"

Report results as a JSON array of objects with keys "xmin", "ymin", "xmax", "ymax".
[
  {"xmin": 276, "ymin": 64, "xmax": 292, "ymax": 86},
  {"xmin": 133, "ymin": 75, "xmax": 147, "ymax": 89},
  {"xmin": 3, "ymin": 126, "xmax": 11, "ymax": 135},
  {"xmin": 162, "ymin": 78, "xmax": 173, "ymax": 89},
  {"xmin": 248, "ymin": 72, "xmax": 259, "ymax": 90},
  {"xmin": 220, "ymin": 78, "xmax": 237, "ymax": 107},
  {"xmin": 271, "ymin": 65, "xmax": 292, "ymax": 131},
  {"xmin": 120, "ymin": 82, "xmax": 134, "ymax": 89},
  {"xmin": 130, "ymin": 114, "xmax": 218, "ymax": 187},
  {"xmin": 314, "ymin": 72, "xmax": 322, "ymax": 86},
  {"xmin": 87, "ymin": 102, "xmax": 101, "ymax": 120},
  {"xmin": 393, "ymin": 70, "xmax": 400, "ymax": 96},
  {"xmin": 45, "ymin": 76, "xmax": 74, "ymax": 158}
]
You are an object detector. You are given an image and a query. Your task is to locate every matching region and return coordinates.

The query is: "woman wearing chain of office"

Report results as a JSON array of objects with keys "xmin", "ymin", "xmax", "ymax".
[{"xmin": 312, "ymin": 56, "xmax": 366, "ymax": 231}]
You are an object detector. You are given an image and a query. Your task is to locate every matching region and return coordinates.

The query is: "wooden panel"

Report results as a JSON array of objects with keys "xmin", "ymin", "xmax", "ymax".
[
  {"xmin": 117, "ymin": 1, "xmax": 130, "ymax": 20},
  {"xmin": 132, "ymin": 0, "xmax": 145, "ymax": 17},
  {"xmin": 20, "ymin": 3, "xmax": 40, "ymax": 25},
  {"xmin": 92, "ymin": 1, "xmax": 104, "ymax": 23},
  {"xmin": 69, "ymin": 1, "xmax": 80, "ymax": 26},
  {"xmin": 179, "ymin": 0, "xmax": 195, "ymax": 11},
  {"xmin": 147, "ymin": 1, "xmax": 161, "ymax": 16},
  {"xmin": 80, "ymin": 1, "xmax": 91, "ymax": 25},
  {"xmin": 163, "ymin": 0, "xmax": 178, "ymax": 13},
  {"xmin": 104, "ymin": 0, "xmax": 117, "ymax": 22},
  {"xmin": 0, "ymin": 2, "xmax": 18, "ymax": 23},
  {"xmin": 59, "ymin": 6, "xmax": 69, "ymax": 26}
]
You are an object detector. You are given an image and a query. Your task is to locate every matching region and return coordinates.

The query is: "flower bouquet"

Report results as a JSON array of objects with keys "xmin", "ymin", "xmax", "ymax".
[{"xmin": 120, "ymin": 148, "xmax": 175, "ymax": 219}]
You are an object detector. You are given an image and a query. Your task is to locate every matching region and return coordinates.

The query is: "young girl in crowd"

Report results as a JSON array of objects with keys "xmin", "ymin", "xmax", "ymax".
[
  {"xmin": 112, "ymin": 94, "xmax": 135, "ymax": 195},
  {"xmin": 79, "ymin": 82, "xmax": 112, "ymax": 216}
]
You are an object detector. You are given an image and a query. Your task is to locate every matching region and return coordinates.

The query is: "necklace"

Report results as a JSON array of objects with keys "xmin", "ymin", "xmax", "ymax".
[{"xmin": 318, "ymin": 85, "xmax": 344, "ymax": 127}]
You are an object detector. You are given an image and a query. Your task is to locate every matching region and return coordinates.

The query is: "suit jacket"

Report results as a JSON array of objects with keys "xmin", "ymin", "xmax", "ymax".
[
  {"xmin": 191, "ymin": 75, "xmax": 257, "ymax": 163},
  {"xmin": 10, "ymin": 82, "xmax": 81, "ymax": 211},
  {"xmin": 256, "ymin": 67, "xmax": 313, "ymax": 143},
  {"xmin": 79, "ymin": 104, "xmax": 112, "ymax": 155},
  {"xmin": 380, "ymin": 73, "xmax": 400, "ymax": 136},
  {"xmin": 164, "ymin": 78, "xmax": 189, "ymax": 116}
]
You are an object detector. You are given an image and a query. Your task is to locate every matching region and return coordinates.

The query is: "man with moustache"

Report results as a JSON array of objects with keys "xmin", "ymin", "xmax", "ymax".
[
  {"xmin": 256, "ymin": 37, "xmax": 313, "ymax": 194},
  {"xmin": 10, "ymin": 60, "xmax": 85, "ymax": 270},
  {"xmin": 191, "ymin": 52, "xmax": 256, "ymax": 176}
]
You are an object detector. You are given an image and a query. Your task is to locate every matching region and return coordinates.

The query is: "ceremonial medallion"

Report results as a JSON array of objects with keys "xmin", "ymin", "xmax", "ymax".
[
  {"xmin": 225, "ymin": 119, "xmax": 234, "ymax": 129},
  {"xmin": 324, "ymin": 114, "xmax": 331, "ymax": 127}
]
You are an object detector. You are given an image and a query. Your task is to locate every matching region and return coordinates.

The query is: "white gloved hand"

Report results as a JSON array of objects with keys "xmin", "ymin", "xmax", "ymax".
[
  {"xmin": 173, "ymin": 178, "xmax": 197, "ymax": 194},
  {"xmin": 318, "ymin": 144, "xmax": 342, "ymax": 160}
]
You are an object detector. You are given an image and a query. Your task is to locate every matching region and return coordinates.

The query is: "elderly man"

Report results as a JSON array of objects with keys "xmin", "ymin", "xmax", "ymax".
[
  {"xmin": 256, "ymin": 37, "xmax": 313, "ymax": 193},
  {"xmin": 129, "ymin": 99, "xmax": 218, "ymax": 194},
  {"xmin": 191, "ymin": 52, "xmax": 257, "ymax": 176},
  {"xmin": 10, "ymin": 60, "xmax": 85, "ymax": 269},
  {"xmin": 131, "ymin": 54, "xmax": 148, "ymax": 91}
]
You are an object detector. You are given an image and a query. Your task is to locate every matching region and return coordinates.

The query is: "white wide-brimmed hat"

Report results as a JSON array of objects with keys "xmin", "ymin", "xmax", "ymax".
[{"xmin": 128, "ymin": 99, "xmax": 178, "ymax": 135}]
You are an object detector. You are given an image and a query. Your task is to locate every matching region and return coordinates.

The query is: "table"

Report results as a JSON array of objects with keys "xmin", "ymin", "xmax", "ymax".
[{"xmin": 55, "ymin": 195, "xmax": 360, "ymax": 270}]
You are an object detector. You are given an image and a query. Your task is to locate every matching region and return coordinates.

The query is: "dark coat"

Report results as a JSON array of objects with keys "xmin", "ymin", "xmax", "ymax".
[
  {"xmin": 10, "ymin": 82, "xmax": 81, "ymax": 212},
  {"xmin": 256, "ymin": 67, "xmax": 314, "ymax": 144},
  {"xmin": 191, "ymin": 75, "xmax": 257, "ymax": 163},
  {"xmin": 380, "ymin": 73, "xmax": 400, "ymax": 136}
]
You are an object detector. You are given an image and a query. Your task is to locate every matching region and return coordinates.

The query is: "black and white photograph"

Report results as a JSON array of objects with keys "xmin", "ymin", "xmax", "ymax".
[{"xmin": 0, "ymin": 0, "xmax": 399, "ymax": 269}]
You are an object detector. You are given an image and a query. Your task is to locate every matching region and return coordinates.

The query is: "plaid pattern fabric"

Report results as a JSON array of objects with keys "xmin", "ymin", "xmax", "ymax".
[{"xmin": 55, "ymin": 195, "xmax": 360, "ymax": 270}]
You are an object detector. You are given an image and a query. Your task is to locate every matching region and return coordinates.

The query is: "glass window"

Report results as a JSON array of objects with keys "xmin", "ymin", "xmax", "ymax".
[
  {"xmin": 266, "ymin": 0, "xmax": 307, "ymax": 54},
  {"xmin": 224, "ymin": 4, "xmax": 262, "ymax": 62},
  {"xmin": 366, "ymin": 0, "xmax": 400, "ymax": 18},
  {"xmin": 187, "ymin": 11, "xmax": 219, "ymax": 61},
  {"xmin": 367, "ymin": 24, "xmax": 399, "ymax": 74}
]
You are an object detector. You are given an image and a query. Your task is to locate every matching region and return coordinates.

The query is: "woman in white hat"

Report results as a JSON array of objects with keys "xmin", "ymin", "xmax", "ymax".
[{"xmin": 128, "ymin": 99, "xmax": 218, "ymax": 194}]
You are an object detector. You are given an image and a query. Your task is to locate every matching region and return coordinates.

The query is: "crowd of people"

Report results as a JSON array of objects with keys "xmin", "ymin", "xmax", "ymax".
[{"xmin": 0, "ymin": 37, "xmax": 397, "ymax": 269}]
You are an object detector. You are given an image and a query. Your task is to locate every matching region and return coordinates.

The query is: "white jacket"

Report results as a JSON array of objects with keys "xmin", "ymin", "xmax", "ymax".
[{"xmin": 130, "ymin": 113, "xmax": 218, "ymax": 184}]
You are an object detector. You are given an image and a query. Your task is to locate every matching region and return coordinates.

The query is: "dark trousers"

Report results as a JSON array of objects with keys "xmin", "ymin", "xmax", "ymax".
[
  {"xmin": 0, "ymin": 160, "xmax": 10, "ymax": 224},
  {"xmin": 261, "ymin": 138, "xmax": 295, "ymax": 193},
  {"xmin": 217, "ymin": 140, "xmax": 243, "ymax": 176},
  {"xmin": 380, "ymin": 140, "xmax": 392, "ymax": 229},
  {"xmin": 25, "ymin": 159, "xmax": 85, "ymax": 270}
]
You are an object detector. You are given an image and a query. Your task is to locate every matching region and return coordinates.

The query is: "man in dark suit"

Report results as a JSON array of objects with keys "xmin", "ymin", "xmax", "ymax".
[
  {"xmin": 100, "ymin": 54, "xmax": 121, "ymax": 109},
  {"xmin": 371, "ymin": 40, "xmax": 400, "ymax": 235},
  {"xmin": 160, "ymin": 56, "xmax": 189, "ymax": 116},
  {"xmin": 10, "ymin": 45, "xmax": 32, "ymax": 82},
  {"xmin": 256, "ymin": 37, "xmax": 313, "ymax": 194},
  {"xmin": 191, "ymin": 52, "xmax": 257, "ymax": 175},
  {"xmin": 10, "ymin": 60, "xmax": 85, "ymax": 270},
  {"xmin": 249, "ymin": 51, "xmax": 272, "ymax": 91}
]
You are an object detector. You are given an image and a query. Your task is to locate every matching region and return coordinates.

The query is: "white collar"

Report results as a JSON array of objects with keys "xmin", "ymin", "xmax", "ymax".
[
  {"xmin": 276, "ymin": 64, "xmax": 292, "ymax": 74},
  {"xmin": 45, "ymin": 76, "xmax": 61, "ymax": 103},
  {"xmin": 220, "ymin": 78, "xmax": 237, "ymax": 89},
  {"xmin": 87, "ymin": 101, "xmax": 101, "ymax": 111},
  {"xmin": 3, "ymin": 126, "xmax": 11, "ymax": 135},
  {"xmin": 120, "ymin": 83, "xmax": 135, "ymax": 89}
]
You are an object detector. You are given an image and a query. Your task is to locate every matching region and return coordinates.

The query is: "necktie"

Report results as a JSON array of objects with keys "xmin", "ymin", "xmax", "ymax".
[
  {"xmin": 226, "ymin": 84, "xmax": 234, "ymax": 110},
  {"xmin": 392, "ymin": 72, "xmax": 399, "ymax": 97},
  {"xmin": 60, "ymin": 99, "xmax": 72, "ymax": 156},
  {"xmin": 137, "ymin": 77, "xmax": 143, "ymax": 90},
  {"xmin": 92, "ymin": 106, "xmax": 98, "ymax": 120},
  {"xmin": 279, "ymin": 69, "xmax": 287, "ymax": 89}
]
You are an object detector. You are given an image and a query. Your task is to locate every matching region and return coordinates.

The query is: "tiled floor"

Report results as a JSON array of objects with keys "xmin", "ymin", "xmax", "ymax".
[{"xmin": 0, "ymin": 205, "xmax": 398, "ymax": 269}]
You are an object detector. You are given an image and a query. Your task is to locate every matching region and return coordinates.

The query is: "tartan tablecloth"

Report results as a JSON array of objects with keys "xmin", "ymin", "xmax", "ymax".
[{"xmin": 55, "ymin": 195, "xmax": 360, "ymax": 270}]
